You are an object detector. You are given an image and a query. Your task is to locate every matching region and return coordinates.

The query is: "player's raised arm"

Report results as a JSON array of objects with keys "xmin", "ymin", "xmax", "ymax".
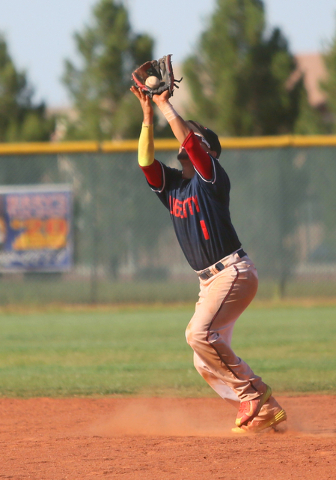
[
  {"xmin": 130, "ymin": 85, "xmax": 153, "ymax": 126},
  {"xmin": 130, "ymin": 86, "xmax": 163, "ymax": 188},
  {"xmin": 152, "ymin": 90, "xmax": 190, "ymax": 144},
  {"xmin": 131, "ymin": 54, "xmax": 215, "ymax": 181},
  {"xmin": 152, "ymin": 91, "xmax": 214, "ymax": 180}
]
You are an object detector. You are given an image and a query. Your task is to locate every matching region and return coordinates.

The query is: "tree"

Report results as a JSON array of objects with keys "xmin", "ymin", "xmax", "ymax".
[
  {"xmin": 293, "ymin": 85, "xmax": 329, "ymax": 134},
  {"xmin": 0, "ymin": 34, "xmax": 54, "ymax": 142},
  {"xmin": 320, "ymin": 22, "xmax": 336, "ymax": 133},
  {"xmin": 63, "ymin": 0, "xmax": 154, "ymax": 140},
  {"xmin": 183, "ymin": 0, "xmax": 306, "ymax": 136}
]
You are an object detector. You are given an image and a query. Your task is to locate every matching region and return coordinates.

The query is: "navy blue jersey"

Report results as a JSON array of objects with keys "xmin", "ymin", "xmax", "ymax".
[{"xmin": 150, "ymin": 156, "xmax": 242, "ymax": 271}]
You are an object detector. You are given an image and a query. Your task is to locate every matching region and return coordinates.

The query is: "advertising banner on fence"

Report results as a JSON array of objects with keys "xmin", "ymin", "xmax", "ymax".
[{"xmin": 0, "ymin": 184, "xmax": 73, "ymax": 272}]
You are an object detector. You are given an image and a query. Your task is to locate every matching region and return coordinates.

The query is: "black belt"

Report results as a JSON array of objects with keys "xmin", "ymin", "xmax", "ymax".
[{"xmin": 198, "ymin": 249, "xmax": 247, "ymax": 280}]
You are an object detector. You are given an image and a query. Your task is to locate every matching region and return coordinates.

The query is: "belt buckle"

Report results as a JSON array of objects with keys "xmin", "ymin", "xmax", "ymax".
[
  {"xmin": 199, "ymin": 268, "xmax": 212, "ymax": 280},
  {"xmin": 215, "ymin": 262, "xmax": 225, "ymax": 272},
  {"xmin": 237, "ymin": 249, "xmax": 247, "ymax": 258}
]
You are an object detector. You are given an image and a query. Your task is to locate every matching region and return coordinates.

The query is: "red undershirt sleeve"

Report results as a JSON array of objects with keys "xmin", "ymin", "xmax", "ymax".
[
  {"xmin": 140, "ymin": 159, "xmax": 163, "ymax": 189},
  {"xmin": 182, "ymin": 131, "xmax": 214, "ymax": 180}
]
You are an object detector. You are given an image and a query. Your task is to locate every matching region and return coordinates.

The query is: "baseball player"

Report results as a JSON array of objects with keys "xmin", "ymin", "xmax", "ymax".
[{"xmin": 130, "ymin": 85, "xmax": 287, "ymax": 434}]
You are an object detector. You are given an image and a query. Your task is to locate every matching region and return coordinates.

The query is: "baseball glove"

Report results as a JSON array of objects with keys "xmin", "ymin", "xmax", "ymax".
[{"xmin": 132, "ymin": 54, "xmax": 182, "ymax": 98}]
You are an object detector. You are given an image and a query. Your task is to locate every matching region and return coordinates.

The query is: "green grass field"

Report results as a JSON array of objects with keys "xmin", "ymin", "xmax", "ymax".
[
  {"xmin": 1, "ymin": 278, "xmax": 336, "ymax": 304},
  {"xmin": 0, "ymin": 303, "xmax": 335, "ymax": 397}
]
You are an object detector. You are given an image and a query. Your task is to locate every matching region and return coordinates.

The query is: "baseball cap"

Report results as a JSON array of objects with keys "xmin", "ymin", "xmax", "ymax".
[{"xmin": 186, "ymin": 120, "xmax": 222, "ymax": 158}]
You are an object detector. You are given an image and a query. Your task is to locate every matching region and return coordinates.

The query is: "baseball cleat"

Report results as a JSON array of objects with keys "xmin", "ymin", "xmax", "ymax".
[
  {"xmin": 232, "ymin": 396, "xmax": 287, "ymax": 434},
  {"xmin": 235, "ymin": 384, "xmax": 272, "ymax": 427}
]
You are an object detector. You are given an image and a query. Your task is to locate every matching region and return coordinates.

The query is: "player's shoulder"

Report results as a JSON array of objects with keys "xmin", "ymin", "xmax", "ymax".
[
  {"xmin": 195, "ymin": 155, "xmax": 229, "ymax": 185},
  {"xmin": 152, "ymin": 161, "xmax": 183, "ymax": 193}
]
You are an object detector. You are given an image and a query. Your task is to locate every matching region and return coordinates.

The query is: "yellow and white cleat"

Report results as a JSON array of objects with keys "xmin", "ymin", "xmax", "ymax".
[
  {"xmin": 232, "ymin": 396, "xmax": 287, "ymax": 434},
  {"xmin": 235, "ymin": 384, "xmax": 272, "ymax": 427}
]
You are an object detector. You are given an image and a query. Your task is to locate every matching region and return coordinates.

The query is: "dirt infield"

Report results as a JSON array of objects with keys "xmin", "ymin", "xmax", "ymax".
[{"xmin": 1, "ymin": 396, "xmax": 336, "ymax": 479}]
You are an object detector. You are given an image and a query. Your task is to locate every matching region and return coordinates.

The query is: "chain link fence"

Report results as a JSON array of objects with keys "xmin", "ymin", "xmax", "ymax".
[{"xmin": 0, "ymin": 138, "xmax": 335, "ymax": 305}]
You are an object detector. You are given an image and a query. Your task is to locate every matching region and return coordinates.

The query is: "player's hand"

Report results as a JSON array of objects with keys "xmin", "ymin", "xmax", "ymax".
[
  {"xmin": 152, "ymin": 89, "xmax": 170, "ymax": 108},
  {"xmin": 130, "ymin": 86, "xmax": 153, "ymax": 124}
]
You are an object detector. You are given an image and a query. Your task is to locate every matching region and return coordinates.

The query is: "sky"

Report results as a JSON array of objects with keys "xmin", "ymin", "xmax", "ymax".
[{"xmin": 0, "ymin": 0, "xmax": 335, "ymax": 107}]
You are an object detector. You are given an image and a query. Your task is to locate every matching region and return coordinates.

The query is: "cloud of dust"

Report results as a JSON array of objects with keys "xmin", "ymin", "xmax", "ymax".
[
  {"xmin": 87, "ymin": 397, "xmax": 336, "ymax": 438},
  {"xmin": 89, "ymin": 399, "xmax": 235, "ymax": 437}
]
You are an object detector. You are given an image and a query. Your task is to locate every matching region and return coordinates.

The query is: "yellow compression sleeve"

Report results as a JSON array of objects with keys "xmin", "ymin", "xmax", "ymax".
[{"xmin": 138, "ymin": 123, "xmax": 154, "ymax": 167}]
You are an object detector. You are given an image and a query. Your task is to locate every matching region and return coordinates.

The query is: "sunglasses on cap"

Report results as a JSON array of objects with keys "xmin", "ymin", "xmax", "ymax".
[{"xmin": 194, "ymin": 133, "xmax": 211, "ymax": 149}]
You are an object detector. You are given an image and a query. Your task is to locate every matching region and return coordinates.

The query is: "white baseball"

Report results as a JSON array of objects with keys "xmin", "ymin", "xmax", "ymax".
[{"xmin": 145, "ymin": 76, "xmax": 161, "ymax": 89}]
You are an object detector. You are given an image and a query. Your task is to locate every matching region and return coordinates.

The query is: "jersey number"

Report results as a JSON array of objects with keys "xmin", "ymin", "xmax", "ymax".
[
  {"xmin": 169, "ymin": 195, "xmax": 210, "ymax": 241},
  {"xmin": 200, "ymin": 220, "xmax": 210, "ymax": 240}
]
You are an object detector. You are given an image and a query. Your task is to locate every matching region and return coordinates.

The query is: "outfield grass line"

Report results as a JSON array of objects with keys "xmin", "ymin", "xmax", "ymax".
[
  {"xmin": 0, "ymin": 297, "xmax": 336, "ymax": 314},
  {"xmin": 0, "ymin": 302, "xmax": 196, "ymax": 315}
]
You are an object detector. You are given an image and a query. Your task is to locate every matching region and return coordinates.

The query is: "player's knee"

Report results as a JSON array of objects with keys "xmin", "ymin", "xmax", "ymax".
[{"xmin": 185, "ymin": 325, "xmax": 207, "ymax": 350}]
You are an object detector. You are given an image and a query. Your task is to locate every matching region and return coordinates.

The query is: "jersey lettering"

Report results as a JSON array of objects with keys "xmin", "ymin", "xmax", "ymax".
[
  {"xmin": 191, "ymin": 196, "xmax": 200, "ymax": 213},
  {"xmin": 174, "ymin": 199, "xmax": 184, "ymax": 218},
  {"xmin": 169, "ymin": 194, "xmax": 210, "ymax": 241},
  {"xmin": 184, "ymin": 198, "xmax": 193, "ymax": 216},
  {"xmin": 169, "ymin": 195, "xmax": 201, "ymax": 219}
]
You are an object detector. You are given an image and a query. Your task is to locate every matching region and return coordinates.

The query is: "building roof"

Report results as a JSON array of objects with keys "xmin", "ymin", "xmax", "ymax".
[{"xmin": 294, "ymin": 53, "xmax": 327, "ymax": 107}]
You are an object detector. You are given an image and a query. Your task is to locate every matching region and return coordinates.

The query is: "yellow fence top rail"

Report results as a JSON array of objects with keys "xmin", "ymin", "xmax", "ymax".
[
  {"xmin": 1, "ymin": 134, "xmax": 336, "ymax": 155},
  {"xmin": 0, "ymin": 141, "xmax": 100, "ymax": 155}
]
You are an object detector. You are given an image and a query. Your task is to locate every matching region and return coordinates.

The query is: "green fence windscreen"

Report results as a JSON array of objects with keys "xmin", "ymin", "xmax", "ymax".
[{"xmin": 0, "ymin": 146, "xmax": 335, "ymax": 304}]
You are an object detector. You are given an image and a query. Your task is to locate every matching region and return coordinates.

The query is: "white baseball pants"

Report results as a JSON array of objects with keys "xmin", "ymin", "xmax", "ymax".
[{"xmin": 186, "ymin": 252, "xmax": 268, "ymax": 403}]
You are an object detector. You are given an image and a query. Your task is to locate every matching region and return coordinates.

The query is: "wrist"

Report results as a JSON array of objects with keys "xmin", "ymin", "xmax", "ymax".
[
  {"xmin": 158, "ymin": 101, "xmax": 178, "ymax": 123},
  {"xmin": 143, "ymin": 114, "xmax": 153, "ymax": 125}
]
